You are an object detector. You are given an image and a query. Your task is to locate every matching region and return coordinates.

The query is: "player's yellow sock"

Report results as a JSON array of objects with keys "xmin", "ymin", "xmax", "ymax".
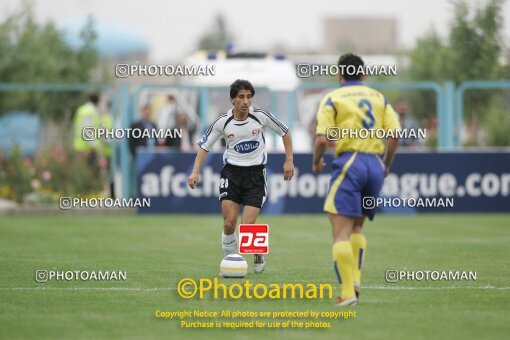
[
  {"xmin": 332, "ymin": 241, "xmax": 355, "ymax": 299},
  {"xmin": 350, "ymin": 233, "xmax": 366, "ymax": 284}
]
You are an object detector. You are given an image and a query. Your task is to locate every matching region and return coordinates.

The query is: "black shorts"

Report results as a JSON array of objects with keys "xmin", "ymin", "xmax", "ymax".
[{"xmin": 219, "ymin": 164, "xmax": 267, "ymax": 208}]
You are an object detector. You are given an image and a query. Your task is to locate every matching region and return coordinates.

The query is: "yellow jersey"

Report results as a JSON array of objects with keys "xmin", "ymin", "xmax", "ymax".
[{"xmin": 316, "ymin": 81, "xmax": 401, "ymax": 155}]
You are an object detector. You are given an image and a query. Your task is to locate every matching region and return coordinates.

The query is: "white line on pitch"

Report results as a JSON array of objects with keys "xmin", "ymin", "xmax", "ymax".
[
  {"xmin": 364, "ymin": 285, "xmax": 510, "ymax": 290},
  {"xmin": 0, "ymin": 287, "xmax": 174, "ymax": 291},
  {"xmin": 0, "ymin": 286, "xmax": 508, "ymax": 291}
]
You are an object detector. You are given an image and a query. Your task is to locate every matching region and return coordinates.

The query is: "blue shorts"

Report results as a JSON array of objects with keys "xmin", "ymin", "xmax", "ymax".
[{"xmin": 324, "ymin": 152, "xmax": 385, "ymax": 220}]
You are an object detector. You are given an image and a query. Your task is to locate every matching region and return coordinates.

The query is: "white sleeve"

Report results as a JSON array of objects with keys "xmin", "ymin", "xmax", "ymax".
[
  {"xmin": 253, "ymin": 108, "xmax": 289, "ymax": 136},
  {"xmin": 197, "ymin": 117, "xmax": 224, "ymax": 151},
  {"xmin": 156, "ymin": 108, "xmax": 167, "ymax": 129}
]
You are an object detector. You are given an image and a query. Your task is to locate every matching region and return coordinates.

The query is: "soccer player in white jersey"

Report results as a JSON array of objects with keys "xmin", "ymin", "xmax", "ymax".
[{"xmin": 188, "ymin": 79, "xmax": 294, "ymax": 273}]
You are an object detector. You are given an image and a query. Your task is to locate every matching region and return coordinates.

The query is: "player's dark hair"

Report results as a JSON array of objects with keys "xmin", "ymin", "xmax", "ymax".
[
  {"xmin": 338, "ymin": 53, "xmax": 365, "ymax": 81},
  {"xmin": 89, "ymin": 93, "xmax": 100, "ymax": 104},
  {"xmin": 230, "ymin": 79, "xmax": 255, "ymax": 99}
]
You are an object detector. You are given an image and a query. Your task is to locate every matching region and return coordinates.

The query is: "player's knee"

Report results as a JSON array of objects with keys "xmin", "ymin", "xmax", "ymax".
[
  {"xmin": 223, "ymin": 220, "xmax": 236, "ymax": 234},
  {"xmin": 242, "ymin": 216, "xmax": 257, "ymax": 224},
  {"xmin": 353, "ymin": 225, "xmax": 363, "ymax": 234}
]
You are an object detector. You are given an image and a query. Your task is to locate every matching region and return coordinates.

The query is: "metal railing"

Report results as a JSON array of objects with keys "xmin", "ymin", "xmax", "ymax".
[{"xmin": 1, "ymin": 80, "xmax": 508, "ymax": 199}]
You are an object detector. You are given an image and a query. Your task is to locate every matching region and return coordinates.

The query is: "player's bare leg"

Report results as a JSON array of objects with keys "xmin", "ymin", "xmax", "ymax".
[
  {"xmin": 240, "ymin": 205, "xmax": 260, "ymax": 224},
  {"xmin": 331, "ymin": 214, "xmax": 353, "ymax": 242},
  {"xmin": 351, "ymin": 217, "xmax": 366, "ymax": 299},
  {"xmin": 330, "ymin": 213, "xmax": 357, "ymax": 306},
  {"xmin": 221, "ymin": 200, "xmax": 240, "ymax": 256},
  {"xmin": 241, "ymin": 206, "xmax": 265, "ymax": 273}
]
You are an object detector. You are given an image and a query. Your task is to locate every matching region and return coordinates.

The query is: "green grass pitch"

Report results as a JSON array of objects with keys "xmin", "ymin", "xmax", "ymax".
[{"xmin": 0, "ymin": 213, "xmax": 509, "ymax": 339}]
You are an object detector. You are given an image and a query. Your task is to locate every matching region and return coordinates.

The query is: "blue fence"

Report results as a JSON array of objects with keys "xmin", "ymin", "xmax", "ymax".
[
  {"xmin": 0, "ymin": 112, "xmax": 41, "ymax": 156},
  {"xmin": 0, "ymin": 81, "xmax": 508, "ymax": 202}
]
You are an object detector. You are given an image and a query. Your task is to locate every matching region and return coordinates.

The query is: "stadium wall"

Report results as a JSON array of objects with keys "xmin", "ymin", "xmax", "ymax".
[{"xmin": 136, "ymin": 151, "xmax": 510, "ymax": 214}]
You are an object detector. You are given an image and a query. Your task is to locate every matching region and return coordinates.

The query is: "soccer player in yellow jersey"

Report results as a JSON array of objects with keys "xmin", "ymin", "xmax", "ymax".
[{"xmin": 312, "ymin": 53, "xmax": 401, "ymax": 306}]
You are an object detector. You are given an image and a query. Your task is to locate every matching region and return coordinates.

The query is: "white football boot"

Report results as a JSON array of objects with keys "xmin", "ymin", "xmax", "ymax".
[{"xmin": 253, "ymin": 254, "xmax": 266, "ymax": 273}]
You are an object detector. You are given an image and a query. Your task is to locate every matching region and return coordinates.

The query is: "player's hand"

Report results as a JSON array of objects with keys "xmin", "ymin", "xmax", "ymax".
[
  {"xmin": 312, "ymin": 159, "xmax": 326, "ymax": 173},
  {"xmin": 188, "ymin": 173, "xmax": 200, "ymax": 189},
  {"xmin": 283, "ymin": 159, "xmax": 294, "ymax": 181}
]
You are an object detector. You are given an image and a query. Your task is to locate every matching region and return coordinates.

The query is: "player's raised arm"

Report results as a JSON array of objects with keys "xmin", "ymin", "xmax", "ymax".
[
  {"xmin": 188, "ymin": 148, "xmax": 208, "ymax": 189},
  {"xmin": 382, "ymin": 100, "xmax": 401, "ymax": 177},
  {"xmin": 188, "ymin": 115, "xmax": 225, "ymax": 188},
  {"xmin": 252, "ymin": 108, "xmax": 294, "ymax": 180},
  {"xmin": 282, "ymin": 131, "xmax": 294, "ymax": 181},
  {"xmin": 312, "ymin": 134, "xmax": 328, "ymax": 173},
  {"xmin": 383, "ymin": 137, "xmax": 399, "ymax": 177},
  {"xmin": 312, "ymin": 95, "xmax": 335, "ymax": 173}
]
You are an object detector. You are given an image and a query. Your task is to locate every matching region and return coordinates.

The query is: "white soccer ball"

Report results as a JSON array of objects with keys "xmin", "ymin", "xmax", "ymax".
[{"xmin": 220, "ymin": 254, "xmax": 248, "ymax": 278}]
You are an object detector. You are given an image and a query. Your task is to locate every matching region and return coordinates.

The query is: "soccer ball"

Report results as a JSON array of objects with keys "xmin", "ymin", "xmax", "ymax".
[{"xmin": 220, "ymin": 254, "xmax": 248, "ymax": 278}]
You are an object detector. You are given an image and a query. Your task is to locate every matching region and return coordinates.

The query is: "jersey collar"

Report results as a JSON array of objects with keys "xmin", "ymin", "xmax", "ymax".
[
  {"xmin": 228, "ymin": 107, "xmax": 255, "ymax": 115},
  {"xmin": 339, "ymin": 81, "xmax": 364, "ymax": 87}
]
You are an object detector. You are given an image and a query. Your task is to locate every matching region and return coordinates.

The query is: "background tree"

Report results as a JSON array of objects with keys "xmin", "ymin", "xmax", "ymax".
[
  {"xmin": 407, "ymin": 0, "xmax": 509, "ymax": 145},
  {"xmin": 197, "ymin": 14, "xmax": 233, "ymax": 51},
  {"xmin": 0, "ymin": 3, "xmax": 103, "ymax": 121}
]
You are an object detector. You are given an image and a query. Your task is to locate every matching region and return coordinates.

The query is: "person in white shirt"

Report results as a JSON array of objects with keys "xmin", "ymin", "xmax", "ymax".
[
  {"xmin": 157, "ymin": 94, "xmax": 195, "ymax": 150},
  {"xmin": 188, "ymin": 79, "xmax": 294, "ymax": 273}
]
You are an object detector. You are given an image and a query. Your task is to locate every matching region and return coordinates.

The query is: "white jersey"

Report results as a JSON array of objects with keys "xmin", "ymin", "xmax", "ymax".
[{"xmin": 198, "ymin": 107, "xmax": 289, "ymax": 166}]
